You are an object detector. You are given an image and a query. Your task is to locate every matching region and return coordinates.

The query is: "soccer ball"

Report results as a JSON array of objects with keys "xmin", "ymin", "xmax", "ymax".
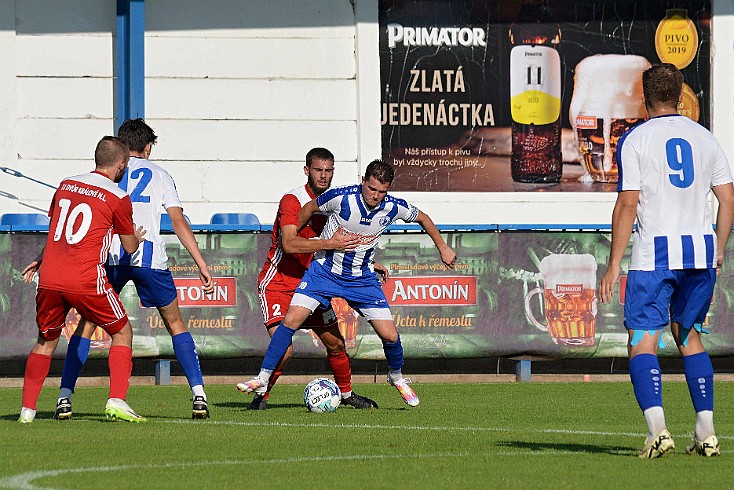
[{"xmin": 303, "ymin": 378, "xmax": 341, "ymax": 413}]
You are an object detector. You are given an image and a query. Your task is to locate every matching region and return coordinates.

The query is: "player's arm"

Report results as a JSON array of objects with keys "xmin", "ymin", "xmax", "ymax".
[
  {"xmin": 296, "ymin": 199, "xmax": 320, "ymax": 232},
  {"xmin": 119, "ymin": 225, "xmax": 146, "ymax": 254},
  {"xmin": 414, "ymin": 211, "xmax": 457, "ymax": 269},
  {"xmin": 599, "ymin": 190, "xmax": 638, "ymax": 304},
  {"xmin": 168, "ymin": 206, "xmax": 214, "ymax": 294},
  {"xmin": 22, "ymin": 247, "xmax": 45, "ymax": 283},
  {"xmin": 712, "ymin": 182, "xmax": 734, "ymax": 267},
  {"xmin": 281, "ymin": 224, "xmax": 358, "ymax": 254}
]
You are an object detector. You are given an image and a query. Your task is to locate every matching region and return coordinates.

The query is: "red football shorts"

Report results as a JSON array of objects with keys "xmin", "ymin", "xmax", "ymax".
[
  {"xmin": 259, "ymin": 288, "xmax": 338, "ymax": 330},
  {"xmin": 35, "ymin": 285, "xmax": 128, "ymax": 341}
]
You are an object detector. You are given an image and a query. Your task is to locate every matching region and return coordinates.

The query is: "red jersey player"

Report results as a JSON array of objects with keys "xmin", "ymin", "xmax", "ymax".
[
  {"xmin": 239, "ymin": 147, "xmax": 380, "ymax": 409},
  {"xmin": 18, "ymin": 136, "xmax": 146, "ymax": 423}
]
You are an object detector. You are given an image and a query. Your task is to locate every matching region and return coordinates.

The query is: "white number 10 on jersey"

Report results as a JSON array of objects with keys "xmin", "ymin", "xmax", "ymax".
[{"xmin": 53, "ymin": 198, "xmax": 93, "ymax": 244}]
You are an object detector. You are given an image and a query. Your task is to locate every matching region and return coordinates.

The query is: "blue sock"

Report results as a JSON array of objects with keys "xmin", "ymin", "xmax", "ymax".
[
  {"xmin": 382, "ymin": 335, "xmax": 404, "ymax": 372},
  {"xmin": 262, "ymin": 324, "xmax": 296, "ymax": 371},
  {"xmin": 629, "ymin": 353, "xmax": 663, "ymax": 412},
  {"xmin": 683, "ymin": 351, "xmax": 714, "ymax": 412},
  {"xmin": 172, "ymin": 332, "xmax": 204, "ymax": 388},
  {"xmin": 60, "ymin": 335, "xmax": 91, "ymax": 392}
]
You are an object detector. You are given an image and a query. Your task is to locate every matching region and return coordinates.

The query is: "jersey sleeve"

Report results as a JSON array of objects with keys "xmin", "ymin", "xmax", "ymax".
[
  {"xmin": 112, "ymin": 195, "xmax": 135, "ymax": 235},
  {"xmin": 711, "ymin": 139, "xmax": 733, "ymax": 187},
  {"xmin": 316, "ymin": 187, "xmax": 346, "ymax": 214},
  {"xmin": 160, "ymin": 169, "xmax": 183, "ymax": 210},
  {"xmin": 616, "ymin": 132, "xmax": 641, "ymax": 192},
  {"xmin": 277, "ymin": 194, "xmax": 302, "ymax": 228},
  {"xmin": 394, "ymin": 197, "xmax": 420, "ymax": 223}
]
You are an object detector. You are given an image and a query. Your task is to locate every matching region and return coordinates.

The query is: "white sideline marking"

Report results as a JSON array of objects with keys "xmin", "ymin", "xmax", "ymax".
[
  {"xmin": 158, "ymin": 419, "xmax": 734, "ymax": 441},
  {"xmin": 0, "ymin": 451, "xmax": 576, "ymax": 490}
]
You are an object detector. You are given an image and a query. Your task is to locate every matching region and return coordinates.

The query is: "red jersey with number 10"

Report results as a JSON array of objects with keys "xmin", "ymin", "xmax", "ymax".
[
  {"xmin": 258, "ymin": 184, "xmax": 326, "ymax": 292},
  {"xmin": 39, "ymin": 171, "xmax": 135, "ymax": 294}
]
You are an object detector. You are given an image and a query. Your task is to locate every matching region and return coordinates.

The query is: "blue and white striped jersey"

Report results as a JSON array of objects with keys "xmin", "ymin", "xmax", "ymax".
[
  {"xmin": 314, "ymin": 184, "xmax": 419, "ymax": 276},
  {"xmin": 107, "ymin": 156, "xmax": 183, "ymax": 270},
  {"xmin": 617, "ymin": 114, "xmax": 732, "ymax": 271}
]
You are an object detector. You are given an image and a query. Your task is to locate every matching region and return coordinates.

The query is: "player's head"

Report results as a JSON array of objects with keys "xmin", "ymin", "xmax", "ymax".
[
  {"xmin": 304, "ymin": 147, "xmax": 335, "ymax": 196},
  {"xmin": 361, "ymin": 160, "xmax": 394, "ymax": 208},
  {"xmin": 118, "ymin": 118, "xmax": 157, "ymax": 158},
  {"xmin": 94, "ymin": 136, "xmax": 130, "ymax": 183},
  {"xmin": 642, "ymin": 64, "xmax": 683, "ymax": 112}
]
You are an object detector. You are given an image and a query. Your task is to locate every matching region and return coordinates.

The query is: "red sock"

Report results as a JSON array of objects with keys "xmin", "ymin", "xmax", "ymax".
[
  {"xmin": 22, "ymin": 352, "xmax": 52, "ymax": 410},
  {"xmin": 108, "ymin": 345, "xmax": 132, "ymax": 400},
  {"xmin": 328, "ymin": 350, "xmax": 352, "ymax": 394},
  {"xmin": 266, "ymin": 368, "xmax": 283, "ymax": 395}
]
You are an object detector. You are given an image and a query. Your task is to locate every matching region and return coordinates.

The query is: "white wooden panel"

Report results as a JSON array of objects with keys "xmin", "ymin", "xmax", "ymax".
[
  {"xmin": 16, "ymin": 119, "xmax": 116, "ymax": 160},
  {"xmin": 17, "ymin": 78, "xmax": 113, "ymax": 119},
  {"xmin": 712, "ymin": 1, "xmax": 734, "ymax": 165},
  {"xmin": 16, "ymin": 35, "xmax": 114, "ymax": 77},
  {"xmin": 155, "ymin": 159, "xmax": 360, "ymax": 225},
  {"xmin": 146, "ymin": 79, "xmax": 356, "ymax": 120},
  {"xmin": 15, "ymin": 0, "xmax": 114, "ymax": 34},
  {"xmin": 148, "ymin": 120, "xmax": 357, "ymax": 162},
  {"xmin": 0, "ymin": 0, "xmax": 16, "ymax": 164},
  {"xmin": 145, "ymin": 37, "xmax": 355, "ymax": 79},
  {"xmin": 399, "ymin": 192, "xmax": 617, "ymax": 226},
  {"xmin": 146, "ymin": 0, "xmax": 354, "ymax": 38}
]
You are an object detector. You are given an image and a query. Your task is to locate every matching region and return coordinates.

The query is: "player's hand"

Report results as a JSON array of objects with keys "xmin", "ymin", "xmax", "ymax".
[
  {"xmin": 329, "ymin": 232, "xmax": 359, "ymax": 251},
  {"xmin": 374, "ymin": 261, "xmax": 389, "ymax": 283},
  {"xmin": 22, "ymin": 261, "xmax": 40, "ymax": 283},
  {"xmin": 199, "ymin": 267, "xmax": 214, "ymax": 295},
  {"xmin": 598, "ymin": 266, "xmax": 620, "ymax": 304},
  {"xmin": 134, "ymin": 225, "xmax": 147, "ymax": 243},
  {"xmin": 440, "ymin": 247, "xmax": 457, "ymax": 269}
]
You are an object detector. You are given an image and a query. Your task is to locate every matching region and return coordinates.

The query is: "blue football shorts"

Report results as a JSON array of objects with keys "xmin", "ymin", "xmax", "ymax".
[
  {"xmin": 290, "ymin": 260, "xmax": 392, "ymax": 321},
  {"xmin": 624, "ymin": 268, "xmax": 716, "ymax": 331},
  {"xmin": 106, "ymin": 264, "xmax": 178, "ymax": 308}
]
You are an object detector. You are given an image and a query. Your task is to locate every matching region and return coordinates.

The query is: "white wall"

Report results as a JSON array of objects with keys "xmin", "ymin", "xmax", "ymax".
[
  {"xmin": 1, "ymin": 0, "xmax": 733, "ymax": 226},
  {"xmin": 0, "ymin": 0, "xmax": 116, "ymax": 215}
]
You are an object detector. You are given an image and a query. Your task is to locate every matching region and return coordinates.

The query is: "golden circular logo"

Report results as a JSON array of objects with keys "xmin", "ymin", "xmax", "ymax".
[
  {"xmin": 655, "ymin": 9, "xmax": 698, "ymax": 69},
  {"xmin": 677, "ymin": 83, "xmax": 700, "ymax": 122}
]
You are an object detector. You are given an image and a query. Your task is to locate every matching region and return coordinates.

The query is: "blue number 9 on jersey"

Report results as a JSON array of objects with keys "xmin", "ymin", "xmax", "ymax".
[{"xmin": 304, "ymin": 378, "xmax": 341, "ymax": 413}]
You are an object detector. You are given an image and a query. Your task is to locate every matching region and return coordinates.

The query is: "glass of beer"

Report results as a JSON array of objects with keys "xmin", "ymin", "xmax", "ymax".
[
  {"xmin": 524, "ymin": 254, "xmax": 598, "ymax": 346},
  {"xmin": 569, "ymin": 54, "xmax": 650, "ymax": 183}
]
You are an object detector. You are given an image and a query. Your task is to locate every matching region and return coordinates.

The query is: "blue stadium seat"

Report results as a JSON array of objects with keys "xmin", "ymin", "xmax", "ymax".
[
  {"xmin": 209, "ymin": 213, "xmax": 261, "ymax": 231},
  {"xmin": 0, "ymin": 213, "xmax": 50, "ymax": 231},
  {"xmin": 160, "ymin": 213, "xmax": 191, "ymax": 232},
  {"xmin": 210, "ymin": 213, "xmax": 260, "ymax": 226}
]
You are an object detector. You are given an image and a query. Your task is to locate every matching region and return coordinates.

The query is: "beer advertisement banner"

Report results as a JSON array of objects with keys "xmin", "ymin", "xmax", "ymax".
[
  {"xmin": 3, "ymin": 230, "xmax": 734, "ymax": 362},
  {"xmin": 379, "ymin": 0, "xmax": 711, "ymax": 191}
]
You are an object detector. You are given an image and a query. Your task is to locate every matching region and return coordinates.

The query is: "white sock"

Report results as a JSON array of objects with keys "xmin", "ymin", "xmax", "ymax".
[
  {"xmin": 341, "ymin": 390, "xmax": 352, "ymax": 399},
  {"xmin": 643, "ymin": 406, "xmax": 666, "ymax": 439},
  {"xmin": 192, "ymin": 385, "xmax": 205, "ymax": 399},
  {"xmin": 20, "ymin": 407, "xmax": 36, "ymax": 417},
  {"xmin": 388, "ymin": 370, "xmax": 403, "ymax": 383},
  {"xmin": 59, "ymin": 388, "xmax": 73, "ymax": 401},
  {"xmin": 258, "ymin": 369, "xmax": 273, "ymax": 385},
  {"xmin": 695, "ymin": 410, "xmax": 715, "ymax": 440}
]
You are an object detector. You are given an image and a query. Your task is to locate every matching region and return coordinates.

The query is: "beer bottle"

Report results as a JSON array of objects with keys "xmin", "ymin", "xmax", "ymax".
[{"xmin": 509, "ymin": 0, "xmax": 562, "ymax": 183}]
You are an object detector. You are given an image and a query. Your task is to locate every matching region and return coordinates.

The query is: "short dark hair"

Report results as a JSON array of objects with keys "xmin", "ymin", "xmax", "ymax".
[
  {"xmin": 306, "ymin": 147, "xmax": 334, "ymax": 167},
  {"xmin": 117, "ymin": 118, "xmax": 157, "ymax": 153},
  {"xmin": 364, "ymin": 159, "xmax": 394, "ymax": 184},
  {"xmin": 94, "ymin": 136, "xmax": 129, "ymax": 168},
  {"xmin": 642, "ymin": 64, "xmax": 684, "ymax": 110}
]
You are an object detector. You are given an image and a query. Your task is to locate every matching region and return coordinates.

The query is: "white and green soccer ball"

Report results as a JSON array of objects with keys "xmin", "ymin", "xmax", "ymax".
[{"xmin": 304, "ymin": 378, "xmax": 341, "ymax": 413}]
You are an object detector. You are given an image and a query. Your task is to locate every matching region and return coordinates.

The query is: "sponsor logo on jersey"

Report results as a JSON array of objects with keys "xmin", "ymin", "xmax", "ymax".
[{"xmin": 383, "ymin": 275, "xmax": 477, "ymax": 306}]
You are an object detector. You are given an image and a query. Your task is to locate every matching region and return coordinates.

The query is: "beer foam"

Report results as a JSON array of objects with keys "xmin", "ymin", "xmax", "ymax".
[
  {"xmin": 569, "ymin": 54, "xmax": 650, "ymax": 179},
  {"xmin": 539, "ymin": 253, "xmax": 597, "ymax": 288},
  {"xmin": 569, "ymin": 54, "xmax": 650, "ymax": 122}
]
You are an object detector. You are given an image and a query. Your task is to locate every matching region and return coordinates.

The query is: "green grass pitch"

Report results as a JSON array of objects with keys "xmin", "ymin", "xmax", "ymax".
[{"xmin": 0, "ymin": 381, "xmax": 731, "ymax": 489}]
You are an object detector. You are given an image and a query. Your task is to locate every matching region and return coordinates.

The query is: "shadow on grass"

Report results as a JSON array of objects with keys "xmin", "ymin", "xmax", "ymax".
[
  {"xmin": 497, "ymin": 440, "xmax": 635, "ymax": 456},
  {"xmin": 215, "ymin": 401, "xmax": 304, "ymax": 410}
]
